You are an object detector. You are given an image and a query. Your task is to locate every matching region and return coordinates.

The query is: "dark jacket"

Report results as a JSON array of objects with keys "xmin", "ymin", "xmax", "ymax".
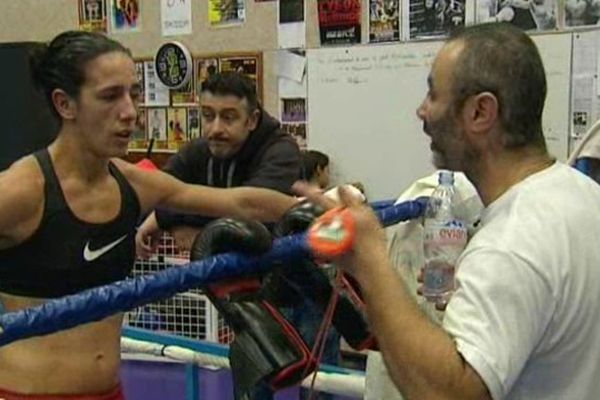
[{"xmin": 155, "ymin": 109, "xmax": 301, "ymax": 229}]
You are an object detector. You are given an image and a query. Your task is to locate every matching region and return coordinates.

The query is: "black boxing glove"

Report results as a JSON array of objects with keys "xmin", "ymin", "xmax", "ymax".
[
  {"xmin": 191, "ymin": 218, "xmax": 316, "ymax": 398},
  {"xmin": 265, "ymin": 200, "xmax": 377, "ymax": 351}
]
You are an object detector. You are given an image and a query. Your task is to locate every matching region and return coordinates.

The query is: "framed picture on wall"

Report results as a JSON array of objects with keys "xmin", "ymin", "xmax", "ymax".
[
  {"xmin": 208, "ymin": 0, "xmax": 246, "ymax": 26},
  {"xmin": 144, "ymin": 60, "xmax": 170, "ymax": 107},
  {"xmin": 477, "ymin": 0, "xmax": 556, "ymax": 30},
  {"xmin": 406, "ymin": 0, "xmax": 466, "ymax": 39},
  {"xmin": 188, "ymin": 108, "xmax": 201, "ymax": 140},
  {"xmin": 219, "ymin": 54, "xmax": 263, "ymax": 102},
  {"xmin": 369, "ymin": 0, "xmax": 401, "ymax": 43},
  {"xmin": 195, "ymin": 57, "xmax": 220, "ymax": 96},
  {"xmin": 146, "ymin": 107, "xmax": 168, "ymax": 149},
  {"xmin": 78, "ymin": 0, "xmax": 108, "ymax": 32},
  {"xmin": 317, "ymin": 0, "xmax": 362, "ymax": 45},
  {"xmin": 171, "ymin": 67, "xmax": 197, "ymax": 107},
  {"xmin": 564, "ymin": 0, "xmax": 598, "ymax": 27},
  {"xmin": 128, "ymin": 108, "xmax": 147, "ymax": 150},
  {"xmin": 134, "ymin": 61, "xmax": 145, "ymax": 106},
  {"xmin": 281, "ymin": 98, "xmax": 306, "ymax": 123},
  {"xmin": 281, "ymin": 122, "xmax": 306, "ymax": 149},
  {"xmin": 167, "ymin": 107, "xmax": 187, "ymax": 150},
  {"xmin": 109, "ymin": 0, "xmax": 141, "ymax": 33}
]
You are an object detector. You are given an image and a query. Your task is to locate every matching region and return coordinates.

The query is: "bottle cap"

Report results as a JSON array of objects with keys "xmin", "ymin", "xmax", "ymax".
[{"xmin": 438, "ymin": 170, "xmax": 455, "ymax": 185}]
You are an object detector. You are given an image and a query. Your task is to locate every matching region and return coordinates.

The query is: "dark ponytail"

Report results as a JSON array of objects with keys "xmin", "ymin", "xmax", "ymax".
[{"xmin": 28, "ymin": 42, "xmax": 49, "ymax": 93}]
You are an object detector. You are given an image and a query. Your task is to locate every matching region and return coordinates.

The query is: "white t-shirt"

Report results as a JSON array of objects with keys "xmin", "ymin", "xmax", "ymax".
[{"xmin": 444, "ymin": 162, "xmax": 600, "ymax": 400}]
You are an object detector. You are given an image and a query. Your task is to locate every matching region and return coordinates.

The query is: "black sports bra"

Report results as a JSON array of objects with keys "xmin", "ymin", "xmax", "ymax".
[{"xmin": 0, "ymin": 149, "xmax": 141, "ymax": 298}]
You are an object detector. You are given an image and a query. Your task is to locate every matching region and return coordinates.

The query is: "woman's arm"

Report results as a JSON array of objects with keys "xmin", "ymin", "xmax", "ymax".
[
  {"xmin": 115, "ymin": 159, "xmax": 297, "ymax": 223},
  {"xmin": 0, "ymin": 159, "xmax": 44, "ymax": 250}
]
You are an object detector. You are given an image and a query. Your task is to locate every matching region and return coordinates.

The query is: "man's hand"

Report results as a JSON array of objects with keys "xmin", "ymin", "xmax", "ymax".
[
  {"xmin": 416, "ymin": 269, "xmax": 449, "ymax": 311},
  {"xmin": 170, "ymin": 225, "xmax": 202, "ymax": 253},
  {"xmin": 135, "ymin": 212, "xmax": 162, "ymax": 259},
  {"xmin": 293, "ymin": 182, "xmax": 386, "ymax": 281},
  {"xmin": 295, "ymin": 183, "xmax": 491, "ymax": 400}
]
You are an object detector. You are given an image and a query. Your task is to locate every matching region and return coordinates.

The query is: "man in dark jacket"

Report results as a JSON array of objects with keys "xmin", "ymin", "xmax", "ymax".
[{"xmin": 136, "ymin": 72, "xmax": 301, "ymax": 255}]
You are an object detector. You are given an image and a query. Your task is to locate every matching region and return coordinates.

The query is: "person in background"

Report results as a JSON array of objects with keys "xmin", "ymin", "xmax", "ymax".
[
  {"xmin": 301, "ymin": 150, "xmax": 330, "ymax": 189},
  {"xmin": 135, "ymin": 72, "xmax": 301, "ymax": 256}
]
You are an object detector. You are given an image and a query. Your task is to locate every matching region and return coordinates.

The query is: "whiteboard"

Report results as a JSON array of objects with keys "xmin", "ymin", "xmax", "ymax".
[{"xmin": 307, "ymin": 33, "xmax": 572, "ymax": 201}]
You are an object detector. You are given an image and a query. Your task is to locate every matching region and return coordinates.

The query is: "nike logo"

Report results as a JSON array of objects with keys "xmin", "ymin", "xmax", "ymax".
[{"xmin": 83, "ymin": 234, "xmax": 128, "ymax": 262}]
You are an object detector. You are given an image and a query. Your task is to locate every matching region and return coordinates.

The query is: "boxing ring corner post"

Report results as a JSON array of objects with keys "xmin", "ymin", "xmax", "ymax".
[{"xmin": 185, "ymin": 363, "xmax": 199, "ymax": 400}]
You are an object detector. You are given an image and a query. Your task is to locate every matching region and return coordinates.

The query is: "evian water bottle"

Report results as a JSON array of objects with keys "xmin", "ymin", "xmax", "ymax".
[{"xmin": 422, "ymin": 171, "xmax": 467, "ymax": 303}]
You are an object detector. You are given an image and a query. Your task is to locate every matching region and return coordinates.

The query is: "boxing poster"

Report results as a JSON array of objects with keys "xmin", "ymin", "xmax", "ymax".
[
  {"xmin": 369, "ymin": 0, "xmax": 401, "ymax": 43},
  {"xmin": 281, "ymin": 98, "xmax": 306, "ymax": 123},
  {"xmin": 187, "ymin": 108, "xmax": 201, "ymax": 140},
  {"xmin": 146, "ymin": 108, "xmax": 168, "ymax": 149},
  {"xmin": 109, "ymin": 0, "xmax": 141, "ymax": 33},
  {"xmin": 317, "ymin": 0, "xmax": 362, "ymax": 45},
  {"xmin": 281, "ymin": 98, "xmax": 306, "ymax": 149},
  {"xmin": 219, "ymin": 55, "xmax": 262, "ymax": 101},
  {"xmin": 281, "ymin": 122, "xmax": 306, "ymax": 149},
  {"xmin": 477, "ymin": 0, "xmax": 557, "ymax": 30},
  {"xmin": 565, "ymin": 0, "xmax": 599, "ymax": 26},
  {"xmin": 195, "ymin": 57, "xmax": 220, "ymax": 96},
  {"xmin": 129, "ymin": 108, "xmax": 147, "ymax": 150},
  {"xmin": 208, "ymin": 0, "xmax": 246, "ymax": 26},
  {"xmin": 406, "ymin": 0, "xmax": 465, "ymax": 39},
  {"xmin": 134, "ymin": 61, "xmax": 145, "ymax": 106},
  {"xmin": 167, "ymin": 107, "xmax": 188, "ymax": 150},
  {"xmin": 78, "ymin": 0, "xmax": 108, "ymax": 32}
]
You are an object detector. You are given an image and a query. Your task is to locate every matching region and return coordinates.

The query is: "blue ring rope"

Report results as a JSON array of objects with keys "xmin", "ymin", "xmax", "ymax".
[{"xmin": 0, "ymin": 199, "xmax": 426, "ymax": 346}]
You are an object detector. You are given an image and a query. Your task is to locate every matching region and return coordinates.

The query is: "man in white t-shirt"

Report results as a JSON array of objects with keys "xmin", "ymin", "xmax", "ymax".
[{"xmin": 297, "ymin": 22, "xmax": 600, "ymax": 400}]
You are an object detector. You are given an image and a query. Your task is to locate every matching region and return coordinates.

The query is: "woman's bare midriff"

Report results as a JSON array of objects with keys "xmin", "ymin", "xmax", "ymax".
[{"xmin": 0, "ymin": 293, "xmax": 122, "ymax": 395}]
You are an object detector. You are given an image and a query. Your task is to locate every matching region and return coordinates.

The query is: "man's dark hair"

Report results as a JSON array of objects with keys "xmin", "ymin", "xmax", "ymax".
[
  {"xmin": 448, "ymin": 23, "xmax": 547, "ymax": 150},
  {"xmin": 200, "ymin": 72, "xmax": 259, "ymax": 112},
  {"xmin": 302, "ymin": 150, "xmax": 329, "ymax": 181},
  {"xmin": 29, "ymin": 30, "xmax": 131, "ymax": 120}
]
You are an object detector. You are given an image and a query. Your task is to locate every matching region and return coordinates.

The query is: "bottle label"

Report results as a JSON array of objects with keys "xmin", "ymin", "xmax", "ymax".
[
  {"xmin": 423, "ymin": 219, "xmax": 467, "ymax": 300},
  {"xmin": 424, "ymin": 220, "xmax": 467, "ymax": 247}
]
